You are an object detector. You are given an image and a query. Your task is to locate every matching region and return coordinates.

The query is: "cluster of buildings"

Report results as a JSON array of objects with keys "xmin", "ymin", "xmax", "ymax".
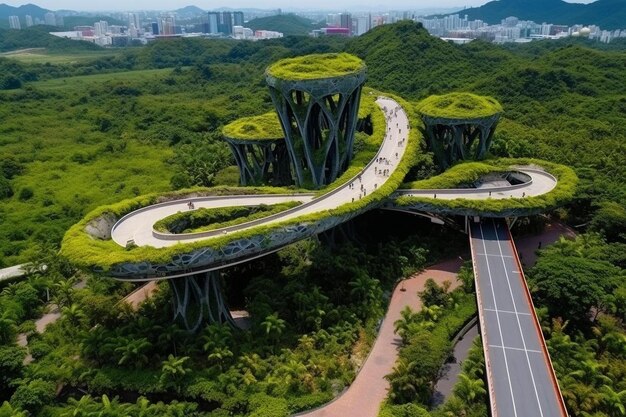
[
  {"xmin": 417, "ymin": 14, "xmax": 626, "ymax": 44},
  {"xmin": 42, "ymin": 11, "xmax": 282, "ymax": 47},
  {"xmin": 8, "ymin": 8, "xmax": 626, "ymax": 46},
  {"xmin": 8, "ymin": 12, "xmax": 63, "ymax": 30}
]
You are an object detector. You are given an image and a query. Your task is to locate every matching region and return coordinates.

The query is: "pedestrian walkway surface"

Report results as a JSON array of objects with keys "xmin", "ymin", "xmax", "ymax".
[{"xmin": 469, "ymin": 218, "xmax": 567, "ymax": 417}]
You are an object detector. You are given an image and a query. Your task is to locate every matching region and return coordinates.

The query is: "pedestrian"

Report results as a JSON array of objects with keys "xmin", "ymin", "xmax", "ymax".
[
  {"xmin": 375, "ymin": 183, "xmax": 378, "ymax": 189},
  {"xmin": 522, "ymin": 192, "xmax": 526, "ymax": 197},
  {"xmin": 538, "ymin": 241, "xmax": 542, "ymax": 249},
  {"xmin": 434, "ymin": 193, "xmax": 437, "ymax": 199},
  {"xmin": 352, "ymin": 197, "xmax": 354, "ymax": 202},
  {"xmin": 489, "ymin": 191, "xmax": 492, "ymax": 197}
]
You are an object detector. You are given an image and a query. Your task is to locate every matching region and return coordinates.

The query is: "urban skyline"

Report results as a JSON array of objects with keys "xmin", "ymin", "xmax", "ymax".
[{"xmin": 1, "ymin": 0, "xmax": 596, "ymax": 12}]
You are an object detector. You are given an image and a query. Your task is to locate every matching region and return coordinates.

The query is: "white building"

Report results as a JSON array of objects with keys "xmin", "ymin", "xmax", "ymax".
[
  {"xmin": 25, "ymin": 15, "xmax": 33, "ymax": 27},
  {"xmin": 9, "ymin": 15, "xmax": 20, "ymax": 30},
  {"xmin": 44, "ymin": 12, "xmax": 56, "ymax": 26}
]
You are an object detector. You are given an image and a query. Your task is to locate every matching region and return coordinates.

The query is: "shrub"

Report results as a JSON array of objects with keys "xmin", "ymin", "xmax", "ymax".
[
  {"xmin": 10, "ymin": 379, "xmax": 55, "ymax": 414},
  {"xmin": 18, "ymin": 187, "xmax": 33, "ymax": 201},
  {"xmin": 0, "ymin": 177, "xmax": 12, "ymax": 199}
]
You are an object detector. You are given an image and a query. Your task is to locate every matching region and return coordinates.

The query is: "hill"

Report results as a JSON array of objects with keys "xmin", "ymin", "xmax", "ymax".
[
  {"xmin": 450, "ymin": 0, "xmax": 626, "ymax": 30},
  {"xmin": 0, "ymin": 25, "xmax": 100, "ymax": 52},
  {"xmin": 175, "ymin": 5, "xmax": 205, "ymax": 17},
  {"xmin": 61, "ymin": 15, "xmax": 125, "ymax": 29},
  {"xmin": 0, "ymin": 3, "xmax": 48, "ymax": 19},
  {"xmin": 246, "ymin": 14, "xmax": 323, "ymax": 36}
]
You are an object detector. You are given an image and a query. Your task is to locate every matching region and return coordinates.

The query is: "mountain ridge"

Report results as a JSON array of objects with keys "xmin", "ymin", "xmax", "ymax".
[{"xmin": 446, "ymin": 0, "xmax": 626, "ymax": 30}]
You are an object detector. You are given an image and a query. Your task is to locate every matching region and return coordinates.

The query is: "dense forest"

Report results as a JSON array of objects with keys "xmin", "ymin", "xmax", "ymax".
[{"xmin": 0, "ymin": 21, "xmax": 625, "ymax": 416}]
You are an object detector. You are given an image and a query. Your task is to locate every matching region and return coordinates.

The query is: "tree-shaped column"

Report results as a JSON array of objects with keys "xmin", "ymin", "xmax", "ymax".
[
  {"xmin": 222, "ymin": 112, "xmax": 292, "ymax": 186},
  {"xmin": 265, "ymin": 53, "xmax": 367, "ymax": 188},
  {"xmin": 417, "ymin": 93, "xmax": 503, "ymax": 170}
]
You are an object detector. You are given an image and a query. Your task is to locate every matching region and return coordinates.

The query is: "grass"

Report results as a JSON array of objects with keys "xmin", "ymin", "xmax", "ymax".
[
  {"xmin": 265, "ymin": 52, "xmax": 366, "ymax": 80},
  {"xmin": 416, "ymin": 92, "xmax": 503, "ymax": 119},
  {"xmin": 60, "ymin": 87, "xmax": 422, "ymax": 271},
  {"xmin": 0, "ymin": 49, "xmax": 117, "ymax": 64},
  {"xmin": 29, "ymin": 68, "xmax": 175, "ymax": 91},
  {"xmin": 153, "ymin": 201, "xmax": 302, "ymax": 233},
  {"xmin": 222, "ymin": 111, "xmax": 284, "ymax": 141},
  {"xmin": 396, "ymin": 158, "xmax": 578, "ymax": 216}
]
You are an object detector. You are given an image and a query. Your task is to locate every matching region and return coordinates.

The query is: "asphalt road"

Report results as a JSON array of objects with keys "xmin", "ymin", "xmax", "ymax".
[{"xmin": 470, "ymin": 218, "xmax": 567, "ymax": 417}]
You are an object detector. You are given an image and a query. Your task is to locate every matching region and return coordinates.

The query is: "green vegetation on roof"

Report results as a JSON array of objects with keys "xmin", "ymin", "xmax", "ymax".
[
  {"xmin": 266, "ymin": 52, "xmax": 366, "ymax": 81},
  {"xmin": 222, "ymin": 112, "xmax": 284, "ymax": 141},
  {"xmin": 417, "ymin": 92, "xmax": 503, "ymax": 119}
]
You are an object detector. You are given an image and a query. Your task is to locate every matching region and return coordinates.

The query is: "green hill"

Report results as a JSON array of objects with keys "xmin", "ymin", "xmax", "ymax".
[
  {"xmin": 60, "ymin": 15, "xmax": 126, "ymax": 30},
  {"xmin": 451, "ymin": 0, "xmax": 626, "ymax": 30},
  {"xmin": 246, "ymin": 14, "xmax": 323, "ymax": 36},
  {"xmin": 0, "ymin": 3, "xmax": 49, "ymax": 19},
  {"xmin": 0, "ymin": 25, "xmax": 101, "ymax": 52}
]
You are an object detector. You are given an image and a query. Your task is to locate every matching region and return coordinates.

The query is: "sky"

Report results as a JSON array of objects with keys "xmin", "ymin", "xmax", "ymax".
[{"xmin": 4, "ymin": 0, "xmax": 597, "ymax": 12}]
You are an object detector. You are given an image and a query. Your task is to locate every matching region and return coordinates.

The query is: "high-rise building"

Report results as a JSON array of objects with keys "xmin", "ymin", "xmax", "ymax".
[
  {"xmin": 25, "ymin": 15, "xmax": 33, "ymax": 27},
  {"xmin": 44, "ymin": 12, "xmax": 56, "ymax": 26},
  {"xmin": 151, "ymin": 22, "xmax": 159, "ymax": 35},
  {"xmin": 207, "ymin": 12, "xmax": 219, "ymax": 34},
  {"xmin": 56, "ymin": 15, "xmax": 63, "ymax": 27},
  {"xmin": 220, "ymin": 11, "xmax": 233, "ymax": 35},
  {"xmin": 233, "ymin": 11, "xmax": 244, "ymax": 26},
  {"xmin": 8, "ymin": 16, "xmax": 21, "ymax": 30},
  {"xmin": 339, "ymin": 13, "xmax": 352, "ymax": 30},
  {"xmin": 159, "ymin": 16, "xmax": 175, "ymax": 36},
  {"xmin": 128, "ymin": 13, "xmax": 140, "ymax": 31}
]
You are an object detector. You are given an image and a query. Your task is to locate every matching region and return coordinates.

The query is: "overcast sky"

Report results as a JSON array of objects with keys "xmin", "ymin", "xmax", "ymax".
[{"xmin": 5, "ymin": 0, "xmax": 596, "ymax": 12}]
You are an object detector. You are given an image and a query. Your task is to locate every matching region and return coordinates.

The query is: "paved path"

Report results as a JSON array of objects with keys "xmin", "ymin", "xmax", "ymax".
[
  {"xmin": 112, "ymin": 97, "xmax": 410, "ymax": 249},
  {"xmin": 298, "ymin": 258, "xmax": 462, "ymax": 417},
  {"xmin": 470, "ymin": 218, "xmax": 567, "ymax": 417},
  {"xmin": 396, "ymin": 168, "xmax": 557, "ymax": 200}
]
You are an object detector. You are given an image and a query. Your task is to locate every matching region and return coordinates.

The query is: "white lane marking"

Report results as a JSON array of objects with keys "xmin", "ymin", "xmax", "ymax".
[
  {"xmin": 491, "ymin": 219, "xmax": 544, "ymax": 417},
  {"xmin": 485, "ymin": 308, "xmax": 532, "ymax": 316},
  {"xmin": 489, "ymin": 345, "xmax": 543, "ymax": 354},
  {"xmin": 478, "ymin": 222, "xmax": 519, "ymax": 417},
  {"xmin": 476, "ymin": 253, "xmax": 514, "ymax": 258}
]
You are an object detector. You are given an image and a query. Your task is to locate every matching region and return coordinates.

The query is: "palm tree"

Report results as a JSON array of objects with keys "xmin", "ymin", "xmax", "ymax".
[
  {"xmin": 115, "ymin": 337, "xmax": 152, "ymax": 368},
  {"xmin": 0, "ymin": 313, "xmax": 17, "ymax": 344},
  {"xmin": 261, "ymin": 313, "xmax": 286, "ymax": 345},
  {"xmin": 53, "ymin": 277, "xmax": 77, "ymax": 309},
  {"xmin": 600, "ymin": 385, "xmax": 626, "ymax": 416},
  {"xmin": 348, "ymin": 273, "xmax": 380, "ymax": 302},
  {"xmin": 201, "ymin": 323, "xmax": 232, "ymax": 353},
  {"xmin": 454, "ymin": 373, "xmax": 486, "ymax": 404},
  {"xmin": 159, "ymin": 355, "xmax": 191, "ymax": 392},
  {"xmin": 61, "ymin": 303, "xmax": 87, "ymax": 330},
  {"xmin": 207, "ymin": 347, "xmax": 234, "ymax": 372},
  {"xmin": 157, "ymin": 324, "xmax": 185, "ymax": 356},
  {"xmin": 421, "ymin": 304, "xmax": 442, "ymax": 322},
  {"xmin": 394, "ymin": 306, "xmax": 416, "ymax": 334}
]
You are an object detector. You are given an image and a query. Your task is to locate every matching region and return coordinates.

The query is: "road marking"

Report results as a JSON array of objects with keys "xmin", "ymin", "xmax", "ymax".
[
  {"xmin": 478, "ymin": 223, "xmax": 518, "ymax": 417},
  {"xmin": 491, "ymin": 219, "xmax": 545, "ymax": 417},
  {"xmin": 485, "ymin": 308, "xmax": 531, "ymax": 316},
  {"xmin": 476, "ymin": 253, "xmax": 514, "ymax": 258},
  {"xmin": 489, "ymin": 345, "xmax": 543, "ymax": 354}
]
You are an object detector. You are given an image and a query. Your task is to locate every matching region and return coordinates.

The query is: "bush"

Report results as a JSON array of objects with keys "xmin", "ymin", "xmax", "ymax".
[
  {"xmin": 0, "ymin": 177, "xmax": 12, "ymax": 199},
  {"xmin": 17, "ymin": 187, "xmax": 33, "ymax": 201},
  {"xmin": 10, "ymin": 379, "xmax": 55, "ymax": 413},
  {"xmin": 248, "ymin": 393, "xmax": 289, "ymax": 417}
]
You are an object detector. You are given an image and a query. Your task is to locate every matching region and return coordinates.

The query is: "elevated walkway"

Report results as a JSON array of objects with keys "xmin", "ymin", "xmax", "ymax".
[{"xmin": 469, "ymin": 218, "xmax": 567, "ymax": 417}]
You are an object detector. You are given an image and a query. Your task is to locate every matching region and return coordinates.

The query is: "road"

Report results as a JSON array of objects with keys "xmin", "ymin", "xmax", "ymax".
[{"xmin": 469, "ymin": 218, "xmax": 567, "ymax": 417}]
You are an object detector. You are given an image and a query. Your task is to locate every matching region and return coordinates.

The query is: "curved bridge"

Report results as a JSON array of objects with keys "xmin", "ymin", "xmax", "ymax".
[{"xmin": 107, "ymin": 98, "xmax": 557, "ymax": 280}]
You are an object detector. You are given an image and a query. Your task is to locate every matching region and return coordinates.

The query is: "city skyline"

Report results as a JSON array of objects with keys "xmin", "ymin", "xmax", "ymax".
[{"xmin": 2, "ymin": 0, "xmax": 596, "ymax": 12}]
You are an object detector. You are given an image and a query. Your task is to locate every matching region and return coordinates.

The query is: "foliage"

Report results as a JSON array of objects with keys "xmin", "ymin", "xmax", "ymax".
[
  {"xmin": 416, "ymin": 92, "xmax": 502, "ymax": 119},
  {"xmin": 9, "ymin": 378, "xmax": 55, "ymax": 413},
  {"xmin": 397, "ymin": 158, "xmax": 578, "ymax": 217},
  {"xmin": 222, "ymin": 111, "xmax": 284, "ymax": 141},
  {"xmin": 266, "ymin": 52, "xmax": 366, "ymax": 80},
  {"xmin": 153, "ymin": 201, "xmax": 302, "ymax": 233},
  {"xmin": 246, "ymin": 14, "xmax": 324, "ymax": 37}
]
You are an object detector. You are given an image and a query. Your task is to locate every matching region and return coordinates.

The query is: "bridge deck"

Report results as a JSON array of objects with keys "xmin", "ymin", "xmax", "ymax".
[{"xmin": 469, "ymin": 218, "xmax": 567, "ymax": 417}]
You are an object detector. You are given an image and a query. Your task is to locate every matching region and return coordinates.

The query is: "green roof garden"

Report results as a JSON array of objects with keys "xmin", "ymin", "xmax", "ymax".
[
  {"xmin": 265, "ymin": 53, "xmax": 366, "ymax": 81},
  {"xmin": 222, "ymin": 112, "xmax": 284, "ymax": 141},
  {"xmin": 417, "ymin": 92, "xmax": 503, "ymax": 120}
]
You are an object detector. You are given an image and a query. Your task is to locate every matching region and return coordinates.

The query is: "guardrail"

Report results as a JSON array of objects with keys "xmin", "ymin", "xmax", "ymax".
[{"xmin": 137, "ymin": 97, "xmax": 407, "ymax": 243}]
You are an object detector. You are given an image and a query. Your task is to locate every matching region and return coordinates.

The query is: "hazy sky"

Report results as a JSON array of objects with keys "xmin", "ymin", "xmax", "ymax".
[{"xmin": 5, "ymin": 0, "xmax": 596, "ymax": 12}]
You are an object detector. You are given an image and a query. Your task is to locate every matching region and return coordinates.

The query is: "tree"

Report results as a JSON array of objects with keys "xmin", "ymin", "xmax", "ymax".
[
  {"xmin": 261, "ymin": 313, "xmax": 286, "ymax": 345},
  {"xmin": 61, "ymin": 303, "xmax": 87, "ymax": 331},
  {"xmin": 0, "ymin": 346, "xmax": 25, "ymax": 400},
  {"xmin": 9, "ymin": 379, "xmax": 55, "ymax": 414},
  {"xmin": 0, "ymin": 313, "xmax": 17, "ymax": 345},
  {"xmin": 418, "ymin": 278, "xmax": 449, "ymax": 307},
  {"xmin": 529, "ymin": 254, "xmax": 620, "ymax": 325},
  {"xmin": 454, "ymin": 373, "xmax": 486, "ymax": 404},
  {"xmin": 159, "ymin": 355, "xmax": 191, "ymax": 392},
  {"xmin": 600, "ymin": 385, "xmax": 626, "ymax": 416},
  {"xmin": 115, "ymin": 338, "xmax": 152, "ymax": 368}
]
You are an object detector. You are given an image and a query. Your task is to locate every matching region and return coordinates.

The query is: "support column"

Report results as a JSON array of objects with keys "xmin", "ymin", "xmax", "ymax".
[{"xmin": 168, "ymin": 271, "xmax": 236, "ymax": 332}]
